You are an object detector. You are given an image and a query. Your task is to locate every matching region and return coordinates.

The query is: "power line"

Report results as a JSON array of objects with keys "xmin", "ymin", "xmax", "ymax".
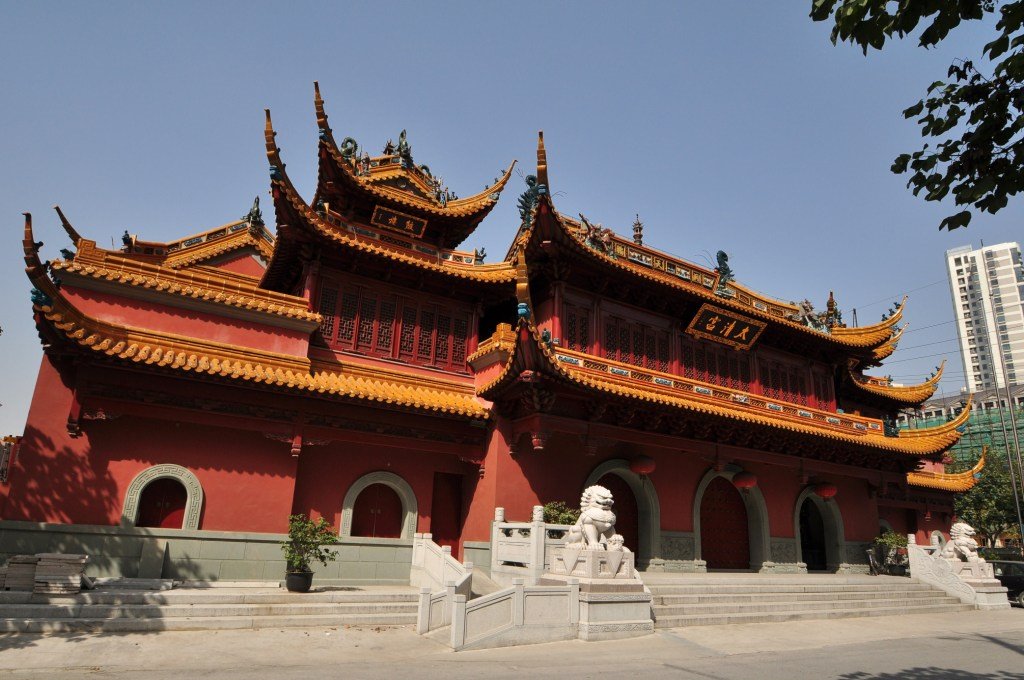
[
  {"xmin": 844, "ymin": 279, "xmax": 947, "ymax": 315},
  {"xmin": 882, "ymin": 350, "xmax": 960, "ymax": 364},
  {"xmin": 903, "ymin": 320, "xmax": 955, "ymax": 334},
  {"xmin": 896, "ymin": 337, "xmax": 960, "ymax": 352}
]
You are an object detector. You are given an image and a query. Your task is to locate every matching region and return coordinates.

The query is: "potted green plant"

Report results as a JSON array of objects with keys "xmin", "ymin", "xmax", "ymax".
[
  {"xmin": 871, "ymin": 530, "xmax": 909, "ymax": 576},
  {"xmin": 281, "ymin": 513, "xmax": 340, "ymax": 593}
]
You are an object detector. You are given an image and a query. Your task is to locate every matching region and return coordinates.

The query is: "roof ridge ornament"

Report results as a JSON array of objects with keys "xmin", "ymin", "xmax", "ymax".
[{"xmin": 536, "ymin": 130, "xmax": 548, "ymax": 189}]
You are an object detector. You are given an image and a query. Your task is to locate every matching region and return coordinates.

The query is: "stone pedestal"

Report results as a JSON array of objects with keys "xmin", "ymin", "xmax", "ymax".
[
  {"xmin": 550, "ymin": 547, "xmax": 635, "ymax": 580},
  {"xmin": 546, "ymin": 548, "xmax": 653, "ymax": 640}
]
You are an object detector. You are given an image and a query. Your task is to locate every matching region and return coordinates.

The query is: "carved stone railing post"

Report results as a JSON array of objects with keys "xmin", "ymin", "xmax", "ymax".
[
  {"xmin": 416, "ymin": 587, "xmax": 431, "ymax": 634},
  {"xmin": 450, "ymin": 594, "xmax": 467, "ymax": 649},
  {"xmin": 512, "ymin": 578, "xmax": 526, "ymax": 627},
  {"xmin": 529, "ymin": 505, "xmax": 546, "ymax": 583}
]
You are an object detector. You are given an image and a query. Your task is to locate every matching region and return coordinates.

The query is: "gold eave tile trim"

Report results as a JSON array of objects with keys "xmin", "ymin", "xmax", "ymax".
[{"xmin": 907, "ymin": 448, "xmax": 986, "ymax": 492}]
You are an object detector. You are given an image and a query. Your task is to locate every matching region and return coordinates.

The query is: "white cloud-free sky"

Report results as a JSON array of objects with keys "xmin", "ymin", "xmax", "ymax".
[{"xmin": 1, "ymin": 2, "xmax": 1020, "ymax": 434}]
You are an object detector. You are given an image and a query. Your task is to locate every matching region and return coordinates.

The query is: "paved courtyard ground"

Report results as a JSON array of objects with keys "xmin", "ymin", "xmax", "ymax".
[{"xmin": 0, "ymin": 608, "xmax": 1021, "ymax": 679}]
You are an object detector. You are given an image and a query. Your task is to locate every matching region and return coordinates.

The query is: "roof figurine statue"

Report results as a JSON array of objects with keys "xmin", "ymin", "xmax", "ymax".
[
  {"xmin": 578, "ymin": 214, "xmax": 614, "ymax": 255},
  {"xmin": 714, "ymin": 250, "xmax": 734, "ymax": 297},
  {"xmin": 242, "ymin": 195, "xmax": 264, "ymax": 228}
]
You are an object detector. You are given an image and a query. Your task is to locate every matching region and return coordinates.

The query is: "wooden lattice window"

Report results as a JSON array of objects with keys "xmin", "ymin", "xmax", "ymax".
[
  {"xmin": 377, "ymin": 300, "xmax": 397, "ymax": 352},
  {"xmin": 357, "ymin": 296, "xmax": 377, "ymax": 349},
  {"xmin": 452, "ymin": 317, "xmax": 468, "ymax": 366},
  {"xmin": 399, "ymin": 305, "xmax": 418, "ymax": 357},
  {"xmin": 316, "ymin": 274, "xmax": 473, "ymax": 374},
  {"xmin": 338, "ymin": 292, "xmax": 358, "ymax": 343},
  {"xmin": 317, "ymin": 286, "xmax": 338, "ymax": 341}
]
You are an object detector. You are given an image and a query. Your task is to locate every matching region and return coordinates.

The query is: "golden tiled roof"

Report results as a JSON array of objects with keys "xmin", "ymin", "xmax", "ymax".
[
  {"xmin": 313, "ymin": 82, "xmax": 516, "ymax": 220},
  {"xmin": 51, "ymin": 238, "xmax": 319, "ymax": 324},
  {"xmin": 533, "ymin": 206, "xmax": 903, "ymax": 352},
  {"xmin": 24, "ymin": 214, "xmax": 489, "ymax": 421},
  {"xmin": 477, "ymin": 320, "xmax": 968, "ymax": 457},
  {"xmin": 907, "ymin": 448, "xmax": 986, "ymax": 492},
  {"xmin": 870, "ymin": 324, "xmax": 906, "ymax": 363},
  {"xmin": 265, "ymin": 110, "xmax": 518, "ymax": 285},
  {"xmin": 848, "ymin": 361, "xmax": 944, "ymax": 407}
]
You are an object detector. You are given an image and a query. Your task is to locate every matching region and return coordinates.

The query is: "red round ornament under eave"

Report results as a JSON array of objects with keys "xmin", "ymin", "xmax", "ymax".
[
  {"xmin": 814, "ymin": 482, "xmax": 838, "ymax": 500},
  {"xmin": 629, "ymin": 455, "xmax": 655, "ymax": 476},
  {"xmin": 732, "ymin": 471, "xmax": 757, "ymax": 491}
]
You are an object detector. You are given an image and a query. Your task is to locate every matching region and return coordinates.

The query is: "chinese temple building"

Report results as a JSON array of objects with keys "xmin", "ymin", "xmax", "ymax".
[{"xmin": 0, "ymin": 85, "xmax": 983, "ymax": 581}]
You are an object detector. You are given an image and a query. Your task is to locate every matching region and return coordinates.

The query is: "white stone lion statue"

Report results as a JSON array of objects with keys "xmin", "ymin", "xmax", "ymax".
[
  {"xmin": 941, "ymin": 522, "xmax": 983, "ymax": 562},
  {"xmin": 563, "ymin": 485, "xmax": 630, "ymax": 552}
]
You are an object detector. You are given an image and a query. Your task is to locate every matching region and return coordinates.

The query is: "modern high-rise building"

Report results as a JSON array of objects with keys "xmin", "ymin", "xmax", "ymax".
[{"xmin": 946, "ymin": 242, "xmax": 1024, "ymax": 391}]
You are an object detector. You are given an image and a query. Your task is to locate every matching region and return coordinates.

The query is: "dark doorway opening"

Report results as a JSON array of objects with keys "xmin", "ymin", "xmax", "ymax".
[
  {"xmin": 800, "ymin": 498, "xmax": 828, "ymax": 571},
  {"xmin": 351, "ymin": 483, "xmax": 403, "ymax": 539},
  {"xmin": 700, "ymin": 476, "xmax": 750, "ymax": 570},
  {"xmin": 137, "ymin": 478, "xmax": 187, "ymax": 529},
  {"xmin": 430, "ymin": 473, "xmax": 464, "ymax": 559},
  {"xmin": 597, "ymin": 473, "xmax": 639, "ymax": 554}
]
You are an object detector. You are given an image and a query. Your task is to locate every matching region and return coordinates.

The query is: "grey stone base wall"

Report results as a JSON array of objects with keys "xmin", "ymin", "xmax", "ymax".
[
  {"xmin": 758, "ymin": 561, "xmax": 807, "ymax": 574},
  {"xmin": 645, "ymin": 558, "xmax": 707, "ymax": 573},
  {"xmin": 463, "ymin": 541, "xmax": 490, "ymax": 576},
  {"xmin": 0, "ymin": 520, "xmax": 411, "ymax": 586}
]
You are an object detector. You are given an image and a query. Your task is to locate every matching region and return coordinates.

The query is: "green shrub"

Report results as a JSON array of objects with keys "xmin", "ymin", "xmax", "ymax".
[
  {"xmin": 873, "ymin": 530, "xmax": 908, "ymax": 550},
  {"xmin": 281, "ymin": 513, "xmax": 340, "ymax": 572},
  {"xmin": 543, "ymin": 501, "xmax": 580, "ymax": 525}
]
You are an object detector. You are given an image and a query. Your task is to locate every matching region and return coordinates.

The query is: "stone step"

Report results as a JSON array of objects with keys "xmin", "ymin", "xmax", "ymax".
[
  {"xmin": 653, "ymin": 602, "xmax": 971, "ymax": 628},
  {"xmin": 645, "ymin": 583, "xmax": 936, "ymax": 595},
  {"xmin": 653, "ymin": 589, "xmax": 949, "ymax": 605},
  {"xmin": 654, "ymin": 595, "xmax": 961, "ymax": 617},
  {"xmin": 0, "ymin": 601, "xmax": 418, "ymax": 619},
  {"xmin": 0, "ymin": 590, "xmax": 418, "ymax": 606},
  {"xmin": 640, "ymin": 575, "xmax": 906, "ymax": 585},
  {"xmin": 0, "ymin": 612, "xmax": 416, "ymax": 634}
]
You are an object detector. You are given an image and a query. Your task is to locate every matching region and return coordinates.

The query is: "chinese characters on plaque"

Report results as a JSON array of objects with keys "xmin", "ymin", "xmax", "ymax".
[
  {"xmin": 685, "ymin": 303, "xmax": 766, "ymax": 350},
  {"xmin": 370, "ymin": 205, "xmax": 428, "ymax": 238}
]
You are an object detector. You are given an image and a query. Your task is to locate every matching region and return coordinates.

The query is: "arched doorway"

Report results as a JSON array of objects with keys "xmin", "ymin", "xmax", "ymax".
[
  {"xmin": 692, "ymin": 467, "xmax": 771, "ymax": 570},
  {"xmin": 700, "ymin": 476, "xmax": 750, "ymax": 570},
  {"xmin": 136, "ymin": 478, "xmax": 188, "ymax": 529},
  {"xmin": 341, "ymin": 471, "xmax": 419, "ymax": 539},
  {"xmin": 122, "ymin": 464, "xmax": 204, "ymax": 530},
  {"xmin": 350, "ymin": 483, "xmax": 404, "ymax": 538},
  {"xmin": 793, "ymin": 487, "xmax": 846, "ymax": 572},
  {"xmin": 582, "ymin": 459, "xmax": 661, "ymax": 567},
  {"xmin": 597, "ymin": 473, "xmax": 639, "ymax": 554},
  {"xmin": 799, "ymin": 497, "xmax": 827, "ymax": 571}
]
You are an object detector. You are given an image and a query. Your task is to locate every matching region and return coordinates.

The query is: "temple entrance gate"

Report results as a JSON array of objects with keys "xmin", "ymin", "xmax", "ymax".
[
  {"xmin": 699, "ymin": 476, "xmax": 750, "ymax": 569},
  {"xmin": 583, "ymin": 459, "xmax": 661, "ymax": 568},
  {"xmin": 596, "ymin": 473, "xmax": 639, "ymax": 556},
  {"xmin": 692, "ymin": 466, "xmax": 771, "ymax": 571},
  {"xmin": 799, "ymin": 498, "xmax": 827, "ymax": 571},
  {"xmin": 793, "ymin": 487, "xmax": 846, "ymax": 572}
]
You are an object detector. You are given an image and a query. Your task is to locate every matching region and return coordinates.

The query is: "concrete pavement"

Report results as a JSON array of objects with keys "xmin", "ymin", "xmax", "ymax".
[{"xmin": 0, "ymin": 607, "xmax": 1021, "ymax": 678}]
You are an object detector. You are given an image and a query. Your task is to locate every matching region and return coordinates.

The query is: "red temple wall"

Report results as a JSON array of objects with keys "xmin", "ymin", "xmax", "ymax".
[
  {"xmin": 205, "ymin": 251, "xmax": 267, "ymax": 278},
  {"xmin": 61, "ymin": 286, "xmax": 310, "ymax": 357},
  {"xmin": 3, "ymin": 355, "xmax": 297, "ymax": 533},
  {"xmin": 289, "ymin": 440, "xmax": 475, "ymax": 534}
]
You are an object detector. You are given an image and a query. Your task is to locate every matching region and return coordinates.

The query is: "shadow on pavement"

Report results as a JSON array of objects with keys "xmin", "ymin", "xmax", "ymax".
[{"xmin": 839, "ymin": 670, "xmax": 1024, "ymax": 679}]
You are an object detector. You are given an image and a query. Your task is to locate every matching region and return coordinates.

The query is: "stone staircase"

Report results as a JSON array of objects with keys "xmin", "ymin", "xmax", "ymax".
[
  {"xmin": 0, "ymin": 584, "xmax": 418, "ymax": 633},
  {"xmin": 644, "ymin": 573, "xmax": 971, "ymax": 628}
]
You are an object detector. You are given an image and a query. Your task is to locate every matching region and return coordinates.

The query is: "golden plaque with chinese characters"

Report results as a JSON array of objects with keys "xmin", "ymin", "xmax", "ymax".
[
  {"xmin": 685, "ymin": 303, "xmax": 766, "ymax": 351},
  {"xmin": 370, "ymin": 205, "xmax": 428, "ymax": 238}
]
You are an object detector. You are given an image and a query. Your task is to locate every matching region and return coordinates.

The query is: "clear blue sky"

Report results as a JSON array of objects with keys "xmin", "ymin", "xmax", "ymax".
[{"xmin": 1, "ymin": 2, "xmax": 1020, "ymax": 434}]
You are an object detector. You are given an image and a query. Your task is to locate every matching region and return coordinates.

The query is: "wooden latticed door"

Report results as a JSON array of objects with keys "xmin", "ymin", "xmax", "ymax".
[{"xmin": 700, "ymin": 476, "xmax": 750, "ymax": 570}]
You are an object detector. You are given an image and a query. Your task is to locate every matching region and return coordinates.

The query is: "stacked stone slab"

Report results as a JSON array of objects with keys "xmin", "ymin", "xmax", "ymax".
[
  {"xmin": 33, "ymin": 554, "xmax": 88, "ymax": 595},
  {"xmin": 3, "ymin": 555, "xmax": 40, "ymax": 592}
]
